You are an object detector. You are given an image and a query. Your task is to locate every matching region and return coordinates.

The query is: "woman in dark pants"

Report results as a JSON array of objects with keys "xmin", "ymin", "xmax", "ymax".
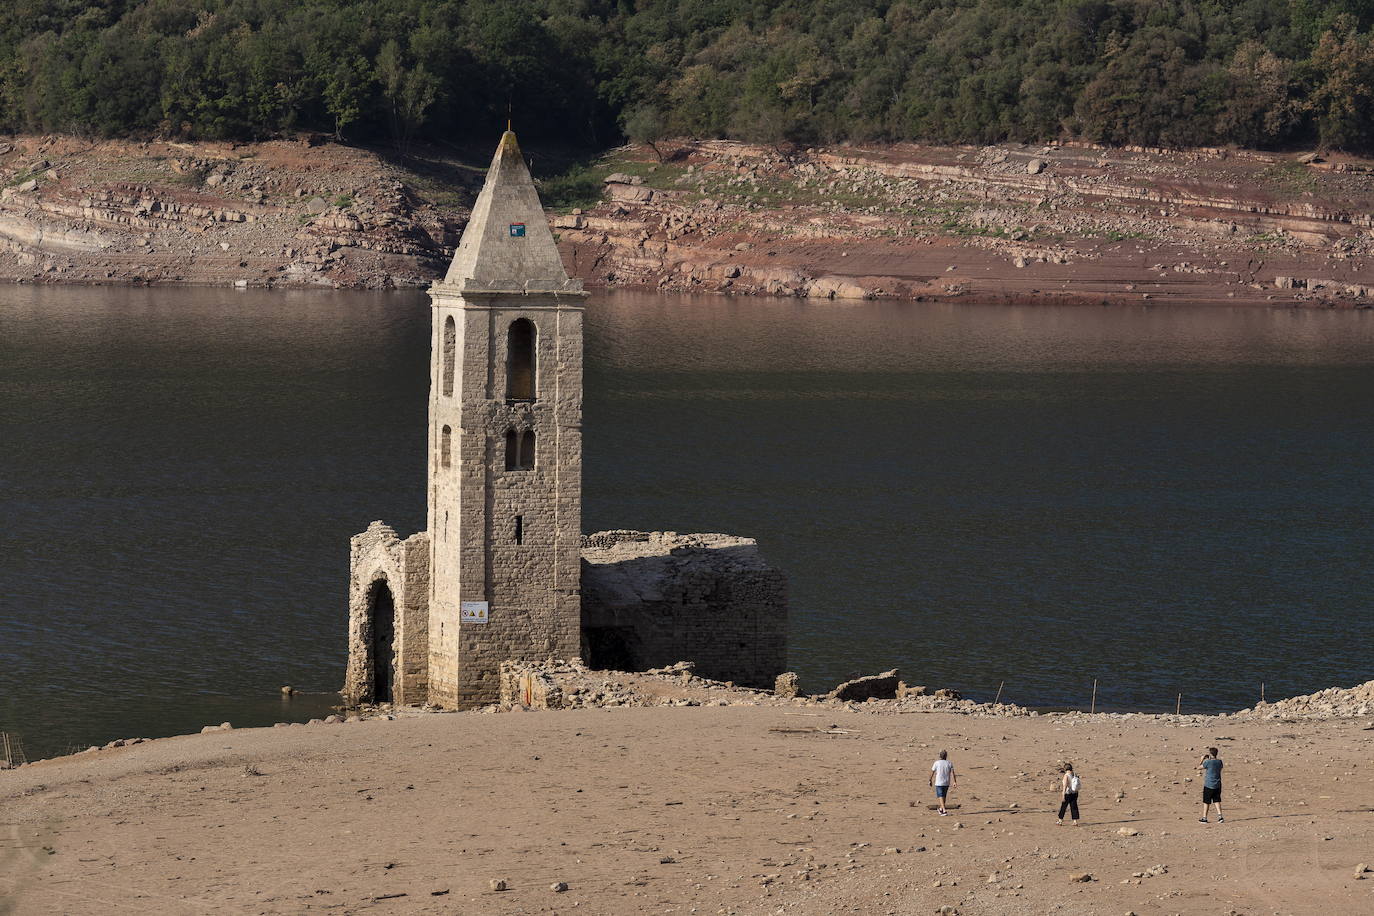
[{"xmin": 1057, "ymin": 763, "xmax": 1081, "ymax": 825}]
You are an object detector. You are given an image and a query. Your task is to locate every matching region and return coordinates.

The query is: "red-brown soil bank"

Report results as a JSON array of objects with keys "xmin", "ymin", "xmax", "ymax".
[
  {"xmin": 560, "ymin": 140, "xmax": 1374, "ymax": 308},
  {"xmin": 2, "ymin": 135, "xmax": 1371, "ymax": 306}
]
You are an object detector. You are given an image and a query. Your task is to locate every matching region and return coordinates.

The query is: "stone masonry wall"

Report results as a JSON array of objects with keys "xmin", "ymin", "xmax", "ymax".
[
  {"xmin": 458, "ymin": 302, "xmax": 584, "ymax": 706},
  {"xmin": 343, "ymin": 522, "xmax": 430, "ymax": 705},
  {"xmin": 580, "ymin": 530, "xmax": 788, "ymax": 689},
  {"xmin": 423, "ymin": 130, "xmax": 586, "ymax": 710}
]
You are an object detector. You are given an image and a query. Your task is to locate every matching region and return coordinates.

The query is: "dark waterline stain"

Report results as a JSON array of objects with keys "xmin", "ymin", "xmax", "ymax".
[{"xmin": 2, "ymin": 286, "xmax": 1373, "ymax": 758}]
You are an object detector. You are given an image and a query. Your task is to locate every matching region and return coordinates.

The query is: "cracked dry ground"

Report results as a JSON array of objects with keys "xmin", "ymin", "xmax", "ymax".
[{"xmin": 3, "ymin": 706, "xmax": 1372, "ymax": 914}]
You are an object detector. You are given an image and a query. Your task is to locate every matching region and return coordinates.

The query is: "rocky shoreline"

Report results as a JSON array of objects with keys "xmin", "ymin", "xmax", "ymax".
[
  {"xmin": 4, "ymin": 668, "xmax": 1370, "ymax": 773},
  {"xmin": 2, "ymin": 134, "xmax": 1371, "ymax": 306},
  {"xmin": 4, "ymin": 665, "xmax": 1369, "ymax": 774},
  {"xmin": 4, "ymin": 687, "xmax": 1372, "ymax": 915}
]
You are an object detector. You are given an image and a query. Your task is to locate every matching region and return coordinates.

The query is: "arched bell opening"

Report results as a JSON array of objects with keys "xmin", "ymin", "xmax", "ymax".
[{"xmin": 506, "ymin": 318, "xmax": 536, "ymax": 401}]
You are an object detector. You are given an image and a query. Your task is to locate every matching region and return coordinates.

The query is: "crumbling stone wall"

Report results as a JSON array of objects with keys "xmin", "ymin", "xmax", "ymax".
[
  {"xmin": 580, "ymin": 530, "xmax": 788, "ymax": 689},
  {"xmin": 498, "ymin": 659, "xmax": 569, "ymax": 708},
  {"xmin": 343, "ymin": 522, "xmax": 430, "ymax": 705}
]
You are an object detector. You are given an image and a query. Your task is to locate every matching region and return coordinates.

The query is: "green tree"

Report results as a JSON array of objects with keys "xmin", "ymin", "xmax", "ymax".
[
  {"xmin": 1074, "ymin": 27, "xmax": 1223, "ymax": 148},
  {"xmin": 621, "ymin": 102, "xmax": 667, "ymax": 160},
  {"xmin": 1217, "ymin": 41, "xmax": 1307, "ymax": 148},
  {"xmin": 1310, "ymin": 21, "xmax": 1374, "ymax": 149},
  {"xmin": 320, "ymin": 54, "xmax": 371, "ymax": 141},
  {"xmin": 0, "ymin": 0, "xmax": 1373, "ymax": 153},
  {"xmin": 376, "ymin": 38, "xmax": 440, "ymax": 155}
]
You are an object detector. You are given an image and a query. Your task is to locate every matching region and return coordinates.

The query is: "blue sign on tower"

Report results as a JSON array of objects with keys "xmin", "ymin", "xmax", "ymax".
[{"xmin": 509, "ymin": 223, "xmax": 526, "ymax": 237}]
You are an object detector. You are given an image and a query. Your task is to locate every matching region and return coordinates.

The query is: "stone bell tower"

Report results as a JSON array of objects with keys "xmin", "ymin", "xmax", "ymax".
[
  {"xmin": 344, "ymin": 131, "xmax": 786, "ymax": 712},
  {"xmin": 425, "ymin": 130, "xmax": 587, "ymax": 707}
]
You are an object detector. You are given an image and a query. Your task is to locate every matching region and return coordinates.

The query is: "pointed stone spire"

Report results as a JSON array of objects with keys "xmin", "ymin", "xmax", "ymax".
[{"xmin": 439, "ymin": 130, "xmax": 582, "ymax": 294}]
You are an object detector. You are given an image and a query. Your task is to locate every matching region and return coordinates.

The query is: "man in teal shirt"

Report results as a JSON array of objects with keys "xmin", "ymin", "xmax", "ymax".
[{"xmin": 1199, "ymin": 747, "xmax": 1224, "ymax": 823}]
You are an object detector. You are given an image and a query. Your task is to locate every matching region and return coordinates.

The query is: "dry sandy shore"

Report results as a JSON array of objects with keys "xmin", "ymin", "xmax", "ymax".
[{"xmin": 3, "ymin": 706, "xmax": 1372, "ymax": 915}]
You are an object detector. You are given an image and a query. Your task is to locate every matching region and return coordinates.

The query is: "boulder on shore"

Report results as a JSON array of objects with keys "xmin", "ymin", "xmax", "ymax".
[{"xmin": 774, "ymin": 672, "xmax": 801, "ymax": 698}]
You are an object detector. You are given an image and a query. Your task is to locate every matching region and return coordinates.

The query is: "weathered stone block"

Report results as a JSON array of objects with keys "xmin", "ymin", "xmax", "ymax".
[
  {"xmin": 581, "ymin": 530, "xmax": 788, "ymax": 689},
  {"xmin": 828, "ymin": 669, "xmax": 901, "ymax": 702},
  {"xmin": 774, "ymin": 671, "xmax": 801, "ymax": 698}
]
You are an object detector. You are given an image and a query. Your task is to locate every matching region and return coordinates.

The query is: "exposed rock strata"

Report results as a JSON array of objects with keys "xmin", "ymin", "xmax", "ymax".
[
  {"xmin": 558, "ymin": 140, "xmax": 1374, "ymax": 307},
  {"xmin": 0, "ymin": 135, "xmax": 460, "ymax": 288},
  {"xmin": 2, "ymin": 134, "xmax": 1371, "ymax": 305}
]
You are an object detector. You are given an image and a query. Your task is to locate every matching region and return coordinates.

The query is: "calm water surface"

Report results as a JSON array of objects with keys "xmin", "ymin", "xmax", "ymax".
[{"xmin": 2, "ymin": 287, "xmax": 1373, "ymax": 758}]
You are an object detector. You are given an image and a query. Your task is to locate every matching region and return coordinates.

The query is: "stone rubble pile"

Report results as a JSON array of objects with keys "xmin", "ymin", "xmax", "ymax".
[
  {"xmin": 1236, "ymin": 679, "xmax": 1374, "ymax": 719},
  {"xmin": 494, "ymin": 659, "xmax": 1035, "ymax": 718}
]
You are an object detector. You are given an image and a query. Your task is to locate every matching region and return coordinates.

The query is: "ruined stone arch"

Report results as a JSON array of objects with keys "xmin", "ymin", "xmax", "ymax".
[{"xmin": 365, "ymin": 576, "xmax": 397, "ymax": 704}]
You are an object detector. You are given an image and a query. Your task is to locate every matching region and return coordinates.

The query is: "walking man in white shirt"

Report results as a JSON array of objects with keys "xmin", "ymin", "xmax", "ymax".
[{"xmin": 929, "ymin": 750, "xmax": 956, "ymax": 815}]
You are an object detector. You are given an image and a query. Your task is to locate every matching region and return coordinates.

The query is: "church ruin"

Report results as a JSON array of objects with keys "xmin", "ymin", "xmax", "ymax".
[{"xmin": 343, "ymin": 132, "xmax": 787, "ymax": 708}]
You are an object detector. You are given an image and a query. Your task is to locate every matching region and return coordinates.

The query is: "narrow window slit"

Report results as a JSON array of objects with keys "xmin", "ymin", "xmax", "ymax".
[
  {"xmin": 442, "ymin": 316, "xmax": 456, "ymax": 397},
  {"xmin": 521, "ymin": 429, "xmax": 535, "ymax": 469},
  {"xmin": 505, "ymin": 428, "xmax": 533, "ymax": 471}
]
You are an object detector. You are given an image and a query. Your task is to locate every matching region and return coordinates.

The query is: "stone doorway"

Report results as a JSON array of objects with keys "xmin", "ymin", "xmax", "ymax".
[
  {"xmin": 583, "ymin": 625, "xmax": 641, "ymax": 673},
  {"xmin": 368, "ymin": 579, "xmax": 396, "ymax": 703}
]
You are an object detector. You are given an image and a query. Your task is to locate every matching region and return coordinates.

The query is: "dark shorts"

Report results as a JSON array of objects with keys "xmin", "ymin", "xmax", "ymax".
[
  {"xmin": 1202, "ymin": 785, "xmax": 1222, "ymax": 804},
  {"xmin": 934, "ymin": 784, "xmax": 949, "ymax": 798}
]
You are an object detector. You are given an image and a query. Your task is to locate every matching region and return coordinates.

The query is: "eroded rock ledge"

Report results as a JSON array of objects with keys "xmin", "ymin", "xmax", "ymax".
[
  {"xmin": 558, "ymin": 140, "xmax": 1374, "ymax": 307},
  {"xmin": 2, "ymin": 135, "xmax": 1370, "ymax": 305}
]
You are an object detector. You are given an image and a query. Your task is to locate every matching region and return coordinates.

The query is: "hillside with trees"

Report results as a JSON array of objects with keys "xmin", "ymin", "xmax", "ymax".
[{"xmin": 2, "ymin": 0, "xmax": 1373, "ymax": 152}]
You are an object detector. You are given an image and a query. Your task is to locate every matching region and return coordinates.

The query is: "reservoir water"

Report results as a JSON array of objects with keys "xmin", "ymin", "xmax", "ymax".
[{"xmin": 2, "ymin": 286, "xmax": 1373, "ymax": 759}]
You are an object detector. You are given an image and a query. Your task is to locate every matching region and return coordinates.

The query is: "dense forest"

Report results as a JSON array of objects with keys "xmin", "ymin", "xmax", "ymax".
[{"xmin": 2, "ymin": 0, "xmax": 1374, "ymax": 153}]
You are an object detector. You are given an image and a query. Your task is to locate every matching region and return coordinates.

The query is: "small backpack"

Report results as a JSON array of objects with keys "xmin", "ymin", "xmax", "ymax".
[{"xmin": 1068, "ymin": 774, "xmax": 1081, "ymax": 793}]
